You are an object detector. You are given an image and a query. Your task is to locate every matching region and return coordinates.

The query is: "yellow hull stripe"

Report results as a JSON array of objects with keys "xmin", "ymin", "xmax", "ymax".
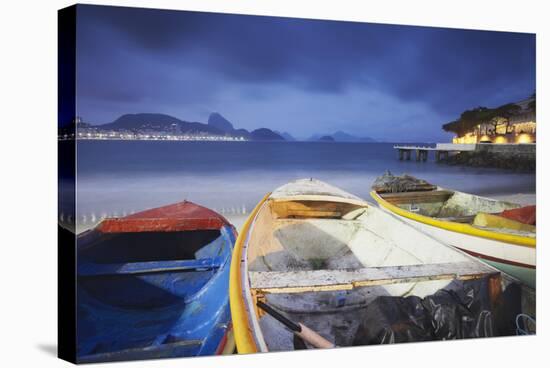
[
  {"xmin": 370, "ymin": 191, "xmax": 536, "ymax": 248},
  {"xmin": 229, "ymin": 193, "xmax": 271, "ymax": 354}
]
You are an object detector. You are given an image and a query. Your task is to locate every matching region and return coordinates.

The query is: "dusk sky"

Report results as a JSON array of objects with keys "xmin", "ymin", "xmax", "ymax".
[{"xmin": 76, "ymin": 5, "xmax": 535, "ymax": 141}]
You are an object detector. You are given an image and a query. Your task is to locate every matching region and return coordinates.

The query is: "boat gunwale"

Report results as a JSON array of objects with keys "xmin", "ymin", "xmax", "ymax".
[
  {"xmin": 82, "ymin": 200, "xmax": 231, "ymax": 235},
  {"xmin": 370, "ymin": 190, "xmax": 536, "ymax": 248},
  {"xmin": 270, "ymin": 194, "xmax": 368, "ymax": 207},
  {"xmin": 229, "ymin": 193, "xmax": 271, "ymax": 354}
]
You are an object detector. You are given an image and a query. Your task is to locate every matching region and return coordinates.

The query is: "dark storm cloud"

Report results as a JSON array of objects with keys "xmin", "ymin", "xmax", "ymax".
[{"xmin": 76, "ymin": 4, "xmax": 535, "ymax": 140}]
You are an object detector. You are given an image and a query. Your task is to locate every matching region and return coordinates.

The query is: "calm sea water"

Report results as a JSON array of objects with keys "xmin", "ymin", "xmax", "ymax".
[{"xmin": 71, "ymin": 141, "xmax": 535, "ymax": 232}]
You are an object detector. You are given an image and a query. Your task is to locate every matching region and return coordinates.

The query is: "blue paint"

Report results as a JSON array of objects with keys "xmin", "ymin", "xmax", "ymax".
[
  {"xmin": 76, "ymin": 225, "xmax": 236, "ymax": 363},
  {"xmin": 78, "ymin": 257, "xmax": 224, "ymax": 276}
]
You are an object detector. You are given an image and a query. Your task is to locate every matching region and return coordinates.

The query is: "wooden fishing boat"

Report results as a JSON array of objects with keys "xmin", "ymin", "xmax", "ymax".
[
  {"xmin": 229, "ymin": 179, "xmax": 535, "ymax": 353},
  {"xmin": 370, "ymin": 176, "xmax": 536, "ymax": 288},
  {"xmin": 76, "ymin": 201, "xmax": 237, "ymax": 363}
]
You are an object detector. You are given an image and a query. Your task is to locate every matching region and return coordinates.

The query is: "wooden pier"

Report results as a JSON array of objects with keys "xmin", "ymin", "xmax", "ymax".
[{"xmin": 394, "ymin": 144, "xmax": 476, "ymax": 162}]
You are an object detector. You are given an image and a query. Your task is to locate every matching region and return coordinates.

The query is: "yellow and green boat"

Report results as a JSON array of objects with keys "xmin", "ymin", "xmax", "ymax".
[{"xmin": 371, "ymin": 176, "xmax": 535, "ymax": 288}]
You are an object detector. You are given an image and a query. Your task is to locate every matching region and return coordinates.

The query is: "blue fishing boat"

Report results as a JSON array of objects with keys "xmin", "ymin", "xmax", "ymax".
[{"xmin": 76, "ymin": 201, "xmax": 237, "ymax": 363}]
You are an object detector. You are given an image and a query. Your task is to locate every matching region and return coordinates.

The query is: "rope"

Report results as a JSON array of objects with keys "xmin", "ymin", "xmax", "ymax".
[{"xmin": 515, "ymin": 313, "xmax": 536, "ymax": 335}]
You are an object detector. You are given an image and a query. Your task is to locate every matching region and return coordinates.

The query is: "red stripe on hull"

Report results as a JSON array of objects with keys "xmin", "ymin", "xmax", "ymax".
[
  {"xmin": 215, "ymin": 324, "xmax": 232, "ymax": 355},
  {"xmin": 454, "ymin": 246, "xmax": 535, "ymax": 269}
]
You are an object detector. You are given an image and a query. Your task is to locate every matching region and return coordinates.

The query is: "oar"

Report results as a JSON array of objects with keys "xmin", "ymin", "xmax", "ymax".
[{"xmin": 256, "ymin": 301, "xmax": 335, "ymax": 349}]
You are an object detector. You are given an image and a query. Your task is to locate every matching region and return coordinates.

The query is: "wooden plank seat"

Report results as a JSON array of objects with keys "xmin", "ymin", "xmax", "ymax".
[
  {"xmin": 435, "ymin": 215, "xmax": 477, "ymax": 223},
  {"xmin": 380, "ymin": 190, "xmax": 454, "ymax": 205},
  {"xmin": 249, "ymin": 261, "xmax": 499, "ymax": 294},
  {"xmin": 78, "ymin": 257, "xmax": 224, "ymax": 276}
]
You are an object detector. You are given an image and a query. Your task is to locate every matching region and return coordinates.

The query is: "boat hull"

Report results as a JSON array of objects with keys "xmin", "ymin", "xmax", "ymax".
[
  {"xmin": 77, "ymin": 201, "xmax": 237, "ymax": 362},
  {"xmin": 471, "ymin": 256, "xmax": 535, "ymax": 290},
  {"xmin": 372, "ymin": 193, "xmax": 535, "ymax": 288}
]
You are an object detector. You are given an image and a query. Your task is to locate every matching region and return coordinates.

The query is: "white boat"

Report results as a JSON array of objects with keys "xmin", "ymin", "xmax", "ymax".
[
  {"xmin": 370, "ymin": 180, "xmax": 535, "ymax": 288},
  {"xmin": 229, "ymin": 179, "xmax": 535, "ymax": 353}
]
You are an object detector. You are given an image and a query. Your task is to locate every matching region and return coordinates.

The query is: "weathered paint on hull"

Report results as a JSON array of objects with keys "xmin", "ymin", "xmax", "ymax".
[
  {"xmin": 230, "ymin": 179, "xmax": 526, "ymax": 353},
  {"xmin": 456, "ymin": 248, "xmax": 536, "ymax": 289},
  {"xmin": 376, "ymin": 205, "xmax": 536, "ymax": 288},
  {"xmin": 370, "ymin": 190, "xmax": 535, "ymax": 247},
  {"xmin": 229, "ymin": 193, "xmax": 271, "ymax": 354},
  {"xmin": 77, "ymin": 200, "xmax": 237, "ymax": 363}
]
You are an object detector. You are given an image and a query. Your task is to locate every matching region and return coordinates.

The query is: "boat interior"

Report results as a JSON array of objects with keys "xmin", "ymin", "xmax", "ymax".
[
  {"xmin": 77, "ymin": 227, "xmax": 233, "ymax": 360},
  {"xmin": 378, "ymin": 189, "xmax": 535, "ymax": 233},
  {"xmin": 78, "ymin": 228, "xmax": 229, "ymax": 308},
  {"xmin": 245, "ymin": 197, "xmax": 511, "ymax": 351},
  {"xmin": 79, "ymin": 230, "xmax": 220, "ymax": 263},
  {"xmin": 80, "ymin": 229, "xmax": 223, "ymax": 264}
]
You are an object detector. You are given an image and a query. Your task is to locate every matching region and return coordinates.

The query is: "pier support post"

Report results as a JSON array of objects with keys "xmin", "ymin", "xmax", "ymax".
[{"xmin": 394, "ymin": 145, "xmax": 455, "ymax": 163}]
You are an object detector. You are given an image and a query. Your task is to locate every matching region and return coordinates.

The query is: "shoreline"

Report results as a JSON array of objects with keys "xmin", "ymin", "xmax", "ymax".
[{"xmin": 73, "ymin": 190, "xmax": 535, "ymax": 235}]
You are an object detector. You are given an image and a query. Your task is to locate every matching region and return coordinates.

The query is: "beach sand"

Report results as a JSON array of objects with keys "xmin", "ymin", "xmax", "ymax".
[
  {"xmin": 488, "ymin": 193, "xmax": 536, "ymax": 206},
  {"xmin": 74, "ymin": 191, "xmax": 535, "ymax": 235}
]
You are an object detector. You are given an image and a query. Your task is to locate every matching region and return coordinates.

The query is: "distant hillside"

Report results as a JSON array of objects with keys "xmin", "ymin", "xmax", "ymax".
[
  {"xmin": 96, "ymin": 112, "xmax": 284, "ymax": 141},
  {"xmin": 208, "ymin": 112, "xmax": 234, "ymax": 133},
  {"xmin": 207, "ymin": 112, "xmax": 249, "ymax": 139},
  {"xmin": 207, "ymin": 113, "xmax": 283, "ymax": 140},
  {"xmin": 308, "ymin": 131, "xmax": 376, "ymax": 142},
  {"xmin": 318, "ymin": 135, "xmax": 335, "ymax": 142},
  {"xmin": 91, "ymin": 113, "xmax": 377, "ymax": 143},
  {"xmin": 233, "ymin": 128, "xmax": 252, "ymax": 140},
  {"xmin": 275, "ymin": 131, "xmax": 296, "ymax": 141},
  {"xmin": 99, "ymin": 113, "xmax": 224, "ymax": 135},
  {"xmin": 102, "ymin": 113, "xmax": 181, "ymax": 129},
  {"xmin": 251, "ymin": 128, "xmax": 285, "ymax": 141}
]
